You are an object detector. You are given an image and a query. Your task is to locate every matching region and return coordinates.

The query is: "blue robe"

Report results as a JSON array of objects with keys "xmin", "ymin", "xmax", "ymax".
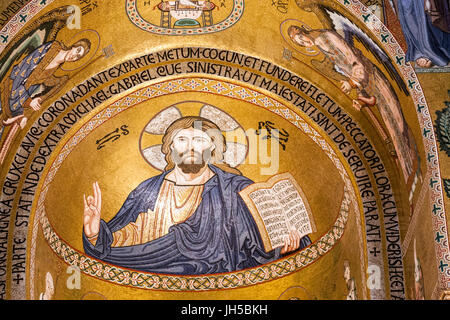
[
  {"xmin": 396, "ymin": 0, "xmax": 450, "ymax": 66},
  {"xmin": 83, "ymin": 165, "xmax": 311, "ymax": 275},
  {"xmin": 5, "ymin": 42, "xmax": 53, "ymax": 117}
]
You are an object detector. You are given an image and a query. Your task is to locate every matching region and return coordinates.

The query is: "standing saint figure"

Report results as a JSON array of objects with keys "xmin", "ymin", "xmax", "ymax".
[
  {"xmin": 82, "ymin": 116, "xmax": 311, "ymax": 275},
  {"xmin": 1, "ymin": 39, "xmax": 91, "ymax": 127},
  {"xmin": 0, "ymin": 39, "xmax": 91, "ymax": 163},
  {"xmin": 288, "ymin": 26, "xmax": 419, "ymax": 185},
  {"xmin": 38, "ymin": 272, "xmax": 55, "ymax": 300},
  {"xmin": 413, "ymin": 238, "xmax": 425, "ymax": 299},
  {"xmin": 391, "ymin": 0, "xmax": 450, "ymax": 68}
]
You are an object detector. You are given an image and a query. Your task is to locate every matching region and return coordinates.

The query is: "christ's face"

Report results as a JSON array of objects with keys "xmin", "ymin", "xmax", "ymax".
[
  {"xmin": 66, "ymin": 46, "xmax": 85, "ymax": 62},
  {"xmin": 170, "ymin": 127, "xmax": 215, "ymax": 173}
]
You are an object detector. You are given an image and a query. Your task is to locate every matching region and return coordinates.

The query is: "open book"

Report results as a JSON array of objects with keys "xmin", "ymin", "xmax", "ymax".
[{"xmin": 239, "ymin": 172, "xmax": 316, "ymax": 252}]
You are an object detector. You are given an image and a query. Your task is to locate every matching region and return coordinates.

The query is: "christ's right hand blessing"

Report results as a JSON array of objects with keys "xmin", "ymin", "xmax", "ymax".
[{"xmin": 83, "ymin": 182, "xmax": 102, "ymax": 238}]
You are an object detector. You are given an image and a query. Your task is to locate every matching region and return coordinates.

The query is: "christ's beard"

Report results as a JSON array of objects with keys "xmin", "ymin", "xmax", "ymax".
[
  {"xmin": 178, "ymin": 162, "xmax": 206, "ymax": 174},
  {"xmin": 173, "ymin": 149, "xmax": 211, "ymax": 174}
]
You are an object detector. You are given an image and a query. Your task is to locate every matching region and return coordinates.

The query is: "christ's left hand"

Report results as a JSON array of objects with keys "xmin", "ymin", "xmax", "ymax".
[{"xmin": 280, "ymin": 229, "xmax": 302, "ymax": 254}]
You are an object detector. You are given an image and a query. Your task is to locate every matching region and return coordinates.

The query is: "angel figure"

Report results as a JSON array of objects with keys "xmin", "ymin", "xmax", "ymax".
[
  {"xmin": 1, "ymin": 39, "xmax": 90, "ymax": 128},
  {"xmin": 0, "ymin": 38, "xmax": 91, "ymax": 163},
  {"xmin": 288, "ymin": 25, "xmax": 418, "ymax": 185}
]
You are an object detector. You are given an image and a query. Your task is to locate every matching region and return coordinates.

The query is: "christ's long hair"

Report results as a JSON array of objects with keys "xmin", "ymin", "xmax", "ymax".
[{"xmin": 161, "ymin": 116, "xmax": 241, "ymax": 175}]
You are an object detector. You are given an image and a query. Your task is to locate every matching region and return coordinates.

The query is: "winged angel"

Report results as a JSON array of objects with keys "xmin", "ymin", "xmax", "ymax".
[
  {"xmin": 290, "ymin": 1, "xmax": 420, "ymax": 187},
  {"xmin": 0, "ymin": 6, "xmax": 90, "ymax": 164}
]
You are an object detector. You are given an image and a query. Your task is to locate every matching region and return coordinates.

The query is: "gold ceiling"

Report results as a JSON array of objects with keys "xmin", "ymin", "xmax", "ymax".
[{"xmin": 0, "ymin": 0, "xmax": 449, "ymax": 300}]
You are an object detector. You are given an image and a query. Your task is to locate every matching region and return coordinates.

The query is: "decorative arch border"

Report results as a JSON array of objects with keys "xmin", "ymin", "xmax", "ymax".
[
  {"xmin": 333, "ymin": 0, "xmax": 450, "ymax": 291},
  {"xmin": 33, "ymin": 77, "xmax": 356, "ymax": 291},
  {"xmin": 0, "ymin": 0, "xmax": 54, "ymax": 52}
]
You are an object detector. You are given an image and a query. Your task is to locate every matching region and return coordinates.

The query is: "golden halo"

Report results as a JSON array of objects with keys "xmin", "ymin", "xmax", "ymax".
[
  {"xmin": 59, "ymin": 29, "xmax": 101, "ymax": 72},
  {"xmin": 280, "ymin": 19, "xmax": 320, "ymax": 57},
  {"xmin": 139, "ymin": 101, "xmax": 249, "ymax": 172}
]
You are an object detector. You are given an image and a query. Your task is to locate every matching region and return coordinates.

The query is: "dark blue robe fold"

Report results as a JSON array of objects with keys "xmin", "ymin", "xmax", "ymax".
[
  {"xmin": 8, "ymin": 42, "xmax": 53, "ymax": 117},
  {"xmin": 397, "ymin": 0, "xmax": 450, "ymax": 66},
  {"xmin": 83, "ymin": 165, "xmax": 311, "ymax": 275}
]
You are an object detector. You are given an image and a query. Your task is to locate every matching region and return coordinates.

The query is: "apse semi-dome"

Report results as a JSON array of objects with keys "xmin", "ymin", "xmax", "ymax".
[{"xmin": 0, "ymin": 0, "xmax": 449, "ymax": 301}]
